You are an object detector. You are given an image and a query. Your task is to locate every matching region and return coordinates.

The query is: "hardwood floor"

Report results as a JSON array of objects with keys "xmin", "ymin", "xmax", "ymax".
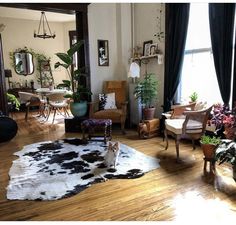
[{"xmin": 0, "ymin": 112, "xmax": 236, "ymax": 221}]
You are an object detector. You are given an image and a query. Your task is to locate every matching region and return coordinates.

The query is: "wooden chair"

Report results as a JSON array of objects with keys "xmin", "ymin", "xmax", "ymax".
[
  {"xmin": 164, "ymin": 105, "xmax": 213, "ymax": 162},
  {"xmin": 89, "ymin": 81, "xmax": 128, "ymax": 134}
]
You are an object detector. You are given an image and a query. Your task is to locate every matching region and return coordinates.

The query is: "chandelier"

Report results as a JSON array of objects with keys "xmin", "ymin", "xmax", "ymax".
[{"xmin": 34, "ymin": 12, "xmax": 56, "ymax": 39}]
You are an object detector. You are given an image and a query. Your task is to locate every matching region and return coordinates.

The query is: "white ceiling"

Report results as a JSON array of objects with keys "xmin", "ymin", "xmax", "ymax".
[{"xmin": 0, "ymin": 7, "xmax": 75, "ymax": 22}]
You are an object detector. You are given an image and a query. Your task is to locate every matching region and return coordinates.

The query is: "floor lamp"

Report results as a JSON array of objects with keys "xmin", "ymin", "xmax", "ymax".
[{"xmin": 4, "ymin": 69, "xmax": 12, "ymax": 89}]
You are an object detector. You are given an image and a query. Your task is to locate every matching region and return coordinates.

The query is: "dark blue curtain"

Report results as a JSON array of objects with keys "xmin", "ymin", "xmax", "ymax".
[
  {"xmin": 209, "ymin": 3, "xmax": 235, "ymax": 106},
  {"xmin": 163, "ymin": 3, "xmax": 190, "ymax": 112}
]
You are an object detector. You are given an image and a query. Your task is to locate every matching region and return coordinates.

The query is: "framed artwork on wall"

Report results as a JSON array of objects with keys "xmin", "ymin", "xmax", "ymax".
[
  {"xmin": 143, "ymin": 40, "xmax": 153, "ymax": 56},
  {"xmin": 97, "ymin": 40, "xmax": 109, "ymax": 66}
]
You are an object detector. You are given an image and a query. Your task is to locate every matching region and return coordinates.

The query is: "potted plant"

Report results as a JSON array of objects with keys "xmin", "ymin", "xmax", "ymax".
[
  {"xmin": 215, "ymin": 140, "xmax": 236, "ymax": 181},
  {"xmin": 55, "ymin": 41, "xmax": 92, "ymax": 117},
  {"xmin": 189, "ymin": 91, "xmax": 198, "ymax": 103},
  {"xmin": 200, "ymin": 135, "xmax": 221, "ymax": 159},
  {"xmin": 7, "ymin": 93, "xmax": 20, "ymax": 111},
  {"xmin": 134, "ymin": 73, "xmax": 158, "ymax": 120}
]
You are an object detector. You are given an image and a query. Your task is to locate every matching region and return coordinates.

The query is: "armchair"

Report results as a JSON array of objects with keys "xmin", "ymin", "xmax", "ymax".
[
  {"xmin": 89, "ymin": 81, "xmax": 128, "ymax": 134},
  {"xmin": 164, "ymin": 105, "xmax": 213, "ymax": 162}
]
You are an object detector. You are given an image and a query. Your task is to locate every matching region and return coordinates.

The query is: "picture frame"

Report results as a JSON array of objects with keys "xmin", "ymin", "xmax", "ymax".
[
  {"xmin": 143, "ymin": 40, "xmax": 153, "ymax": 56},
  {"xmin": 149, "ymin": 43, "xmax": 158, "ymax": 56},
  {"xmin": 97, "ymin": 39, "xmax": 109, "ymax": 66}
]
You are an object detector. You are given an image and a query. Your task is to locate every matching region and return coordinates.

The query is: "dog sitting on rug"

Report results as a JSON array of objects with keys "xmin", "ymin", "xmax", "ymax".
[{"xmin": 104, "ymin": 142, "xmax": 120, "ymax": 168}]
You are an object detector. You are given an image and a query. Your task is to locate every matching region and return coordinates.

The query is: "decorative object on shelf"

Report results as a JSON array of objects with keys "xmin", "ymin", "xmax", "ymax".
[
  {"xmin": 134, "ymin": 73, "xmax": 158, "ymax": 120},
  {"xmin": 97, "ymin": 39, "xmax": 109, "ymax": 66},
  {"xmin": 34, "ymin": 12, "xmax": 56, "ymax": 39},
  {"xmin": 154, "ymin": 3, "xmax": 165, "ymax": 42},
  {"xmin": 215, "ymin": 140, "xmax": 236, "ymax": 181},
  {"xmin": 4, "ymin": 69, "xmax": 12, "ymax": 88},
  {"xmin": 55, "ymin": 41, "xmax": 92, "ymax": 117},
  {"xmin": 157, "ymin": 54, "xmax": 164, "ymax": 64},
  {"xmin": 143, "ymin": 40, "xmax": 153, "ymax": 56},
  {"xmin": 149, "ymin": 43, "xmax": 158, "ymax": 56},
  {"xmin": 200, "ymin": 135, "xmax": 221, "ymax": 174},
  {"xmin": 128, "ymin": 62, "xmax": 140, "ymax": 83},
  {"xmin": 133, "ymin": 45, "xmax": 142, "ymax": 58}
]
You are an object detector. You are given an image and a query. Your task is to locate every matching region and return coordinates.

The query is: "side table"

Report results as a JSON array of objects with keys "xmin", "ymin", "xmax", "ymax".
[{"xmin": 138, "ymin": 118, "xmax": 160, "ymax": 139}]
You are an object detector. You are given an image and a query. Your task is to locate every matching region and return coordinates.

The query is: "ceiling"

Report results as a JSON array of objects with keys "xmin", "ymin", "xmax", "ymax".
[{"xmin": 0, "ymin": 6, "xmax": 75, "ymax": 22}]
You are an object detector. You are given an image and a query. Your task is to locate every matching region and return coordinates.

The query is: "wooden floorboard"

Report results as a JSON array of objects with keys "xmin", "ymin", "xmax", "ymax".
[{"xmin": 0, "ymin": 112, "xmax": 236, "ymax": 221}]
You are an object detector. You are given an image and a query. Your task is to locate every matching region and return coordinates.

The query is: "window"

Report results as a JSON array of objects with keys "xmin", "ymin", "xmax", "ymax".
[{"xmin": 177, "ymin": 3, "xmax": 222, "ymax": 105}]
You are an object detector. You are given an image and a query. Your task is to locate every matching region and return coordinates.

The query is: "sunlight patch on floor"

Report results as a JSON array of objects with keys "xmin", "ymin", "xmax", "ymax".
[{"xmin": 172, "ymin": 191, "xmax": 236, "ymax": 222}]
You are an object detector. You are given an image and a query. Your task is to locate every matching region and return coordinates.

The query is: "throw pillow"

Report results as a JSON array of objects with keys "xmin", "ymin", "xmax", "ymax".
[{"xmin": 99, "ymin": 93, "xmax": 117, "ymax": 110}]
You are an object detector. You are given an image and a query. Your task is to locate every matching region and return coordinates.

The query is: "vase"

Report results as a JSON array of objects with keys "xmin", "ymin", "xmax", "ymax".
[{"xmin": 70, "ymin": 101, "xmax": 87, "ymax": 118}]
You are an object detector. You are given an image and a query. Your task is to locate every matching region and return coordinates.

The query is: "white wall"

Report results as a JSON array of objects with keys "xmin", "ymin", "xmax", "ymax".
[
  {"xmin": 88, "ymin": 3, "xmax": 132, "ymax": 100},
  {"xmin": 0, "ymin": 17, "xmax": 75, "ymax": 89},
  {"xmin": 88, "ymin": 3, "xmax": 165, "ymax": 117},
  {"xmin": 134, "ymin": 3, "xmax": 165, "ymax": 117}
]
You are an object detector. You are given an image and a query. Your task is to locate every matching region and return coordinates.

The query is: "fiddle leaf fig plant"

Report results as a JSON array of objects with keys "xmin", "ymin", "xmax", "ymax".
[{"xmin": 54, "ymin": 41, "xmax": 92, "ymax": 103}]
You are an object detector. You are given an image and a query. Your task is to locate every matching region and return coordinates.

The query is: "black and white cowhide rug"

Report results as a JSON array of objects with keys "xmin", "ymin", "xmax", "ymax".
[{"xmin": 7, "ymin": 138, "xmax": 160, "ymax": 200}]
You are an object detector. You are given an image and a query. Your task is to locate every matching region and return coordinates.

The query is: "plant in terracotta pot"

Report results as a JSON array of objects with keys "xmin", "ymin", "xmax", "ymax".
[
  {"xmin": 134, "ymin": 73, "xmax": 158, "ymax": 120},
  {"xmin": 189, "ymin": 91, "xmax": 198, "ymax": 103},
  {"xmin": 215, "ymin": 140, "xmax": 236, "ymax": 181},
  {"xmin": 55, "ymin": 41, "xmax": 92, "ymax": 117},
  {"xmin": 200, "ymin": 135, "xmax": 221, "ymax": 159}
]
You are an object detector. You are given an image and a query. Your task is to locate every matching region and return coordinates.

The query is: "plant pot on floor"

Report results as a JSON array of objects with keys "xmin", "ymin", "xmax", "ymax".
[
  {"xmin": 70, "ymin": 101, "xmax": 87, "ymax": 117},
  {"xmin": 143, "ymin": 107, "xmax": 155, "ymax": 120},
  {"xmin": 201, "ymin": 143, "xmax": 217, "ymax": 159}
]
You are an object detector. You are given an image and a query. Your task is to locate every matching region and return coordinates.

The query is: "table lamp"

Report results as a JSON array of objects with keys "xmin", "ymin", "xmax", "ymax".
[{"xmin": 4, "ymin": 69, "xmax": 12, "ymax": 89}]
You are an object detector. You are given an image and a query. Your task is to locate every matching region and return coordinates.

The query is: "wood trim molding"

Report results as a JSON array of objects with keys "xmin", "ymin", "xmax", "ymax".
[{"xmin": 0, "ymin": 34, "xmax": 8, "ymax": 115}]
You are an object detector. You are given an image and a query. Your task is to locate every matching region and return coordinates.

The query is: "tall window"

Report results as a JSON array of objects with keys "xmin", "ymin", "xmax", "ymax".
[{"xmin": 177, "ymin": 3, "xmax": 222, "ymax": 105}]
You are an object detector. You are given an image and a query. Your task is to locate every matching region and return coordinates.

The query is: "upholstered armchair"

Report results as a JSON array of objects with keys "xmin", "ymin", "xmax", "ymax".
[
  {"xmin": 164, "ymin": 105, "xmax": 213, "ymax": 162},
  {"xmin": 89, "ymin": 80, "xmax": 128, "ymax": 134}
]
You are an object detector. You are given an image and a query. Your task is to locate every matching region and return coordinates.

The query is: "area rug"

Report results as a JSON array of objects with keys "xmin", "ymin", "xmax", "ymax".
[{"xmin": 7, "ymin": 139, "xmax": 160, "ymax": 200}]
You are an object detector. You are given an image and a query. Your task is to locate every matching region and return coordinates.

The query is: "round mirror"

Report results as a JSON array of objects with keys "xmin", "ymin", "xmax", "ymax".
[{"xmin": 14, "ymin": 52, "xmax": 34, "ymax": 75}]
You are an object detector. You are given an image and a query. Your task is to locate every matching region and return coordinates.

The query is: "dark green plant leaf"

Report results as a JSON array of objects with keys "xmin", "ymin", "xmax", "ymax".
[
  {"xmin": 55, "ymin": 53, "xmax": 72, "ymax": 65},
  {"xmin": 67, "ymin": 41, "xmax": 83, "ymax": 57}
]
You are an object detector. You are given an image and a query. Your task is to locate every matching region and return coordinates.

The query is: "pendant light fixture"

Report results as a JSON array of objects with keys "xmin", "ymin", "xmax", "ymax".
[{"xmin": 34, "ymin": 12, "xmax": 56, "ymax": 39}]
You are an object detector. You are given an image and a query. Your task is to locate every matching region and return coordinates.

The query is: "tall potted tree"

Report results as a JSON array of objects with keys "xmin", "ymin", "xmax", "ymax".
[
  {"xmin": 134, "ymin": 73, "xmax": 158, "ymax": 120},
  {"xmin": 55, "ymin": 41, "xmax": 92, "ymax": 117}
]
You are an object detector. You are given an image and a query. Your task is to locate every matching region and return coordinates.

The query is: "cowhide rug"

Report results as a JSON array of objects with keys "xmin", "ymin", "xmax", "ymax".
[{"xmin": 7, "ymin": 138, "xmax": 160, "ymax": 200}]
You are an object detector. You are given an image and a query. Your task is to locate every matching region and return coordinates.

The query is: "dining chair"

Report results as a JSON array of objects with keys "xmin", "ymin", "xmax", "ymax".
[
  {"xmin": 46, "ymin": 92, "xmax": 70, "ymax": 124},
  {"xmin": 18, "ymin": 92, "xmax": 45, "ymax": 121}
]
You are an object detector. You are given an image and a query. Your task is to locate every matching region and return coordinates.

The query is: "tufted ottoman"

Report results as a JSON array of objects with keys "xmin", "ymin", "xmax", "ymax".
[{"xmin": 81, "ymin": 119, "xmax": 112, "ymax": 143}]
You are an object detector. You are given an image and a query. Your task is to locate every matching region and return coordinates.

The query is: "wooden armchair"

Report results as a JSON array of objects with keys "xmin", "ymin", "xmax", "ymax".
[
  {"xmin": 89, "ymin": 81, "xmax": 128, "ymax": 134},
  {"xmin": 164, "ymin": 105, "xmax": 213, "ymax": 162}
]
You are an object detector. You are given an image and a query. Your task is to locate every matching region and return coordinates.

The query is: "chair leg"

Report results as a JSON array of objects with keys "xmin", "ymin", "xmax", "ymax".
[
  {"xmin": 175, "ymin": 136, "xmax": 181, "ymax": 162},
  {"xmin": 192, "ymin": 139, "xmax": 196, "ymax": 150},
  {"xmin": 25, "ymin": 106, "xmax": 29, "ymax": 121},
  {"xmin": 121, "ymin": 121, "xmax": 126, "ymax": 135},
  {"xmin": 164, "ymin": 129, "xmax": 168, "ymax": 150},
  {"xmin": 46, "ymin": 107, "xmax": 51, "ymax": 121},
  {"xmin": 52, "ymin": 108, "xmax": 57, "ymax": 124}
]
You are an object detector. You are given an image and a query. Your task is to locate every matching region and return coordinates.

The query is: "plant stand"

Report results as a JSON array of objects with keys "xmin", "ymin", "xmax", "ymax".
[{"xmin": 201, "ymin": 143, "xmax": 217, "ymax": 174}]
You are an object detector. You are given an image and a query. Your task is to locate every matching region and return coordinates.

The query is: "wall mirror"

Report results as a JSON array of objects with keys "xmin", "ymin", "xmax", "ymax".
[
  {"xmin": 97, "ymin": 40, "xmax": 109, "ymax": 66},
  {"xmin": 14, "ymin": 52, "xmax": 34, "ymax": 75}
]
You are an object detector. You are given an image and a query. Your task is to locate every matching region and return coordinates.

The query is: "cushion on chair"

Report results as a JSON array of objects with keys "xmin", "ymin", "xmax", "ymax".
[
  {"xmin": 93, "ymin": 109, "xmax": 123, "ymax": 120},
  {"xmin": 99, "ymin": 93, "xmax": 117, "ymax": 110},
  {"xmin": 165, "ymin": 118, "xmax": 203, "ymax": 135}
]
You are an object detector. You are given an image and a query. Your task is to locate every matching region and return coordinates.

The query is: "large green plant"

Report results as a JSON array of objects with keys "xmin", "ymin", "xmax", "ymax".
[
  {"xmin": 54, "ymin": 41, "xmax": 92, "ymax": 102},
  {"xmin": 134, "ymin": 73, "xmax": 158, "ymax": 108},
  {"xmin": 7, "ymin": 93, "xmax": 20, "ymax": 111}
]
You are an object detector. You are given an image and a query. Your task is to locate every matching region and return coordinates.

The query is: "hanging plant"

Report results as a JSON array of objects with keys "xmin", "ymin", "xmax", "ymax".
[{"xmin": 154, "ymin": 4, "xmax": 165, "ymax": 42}]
